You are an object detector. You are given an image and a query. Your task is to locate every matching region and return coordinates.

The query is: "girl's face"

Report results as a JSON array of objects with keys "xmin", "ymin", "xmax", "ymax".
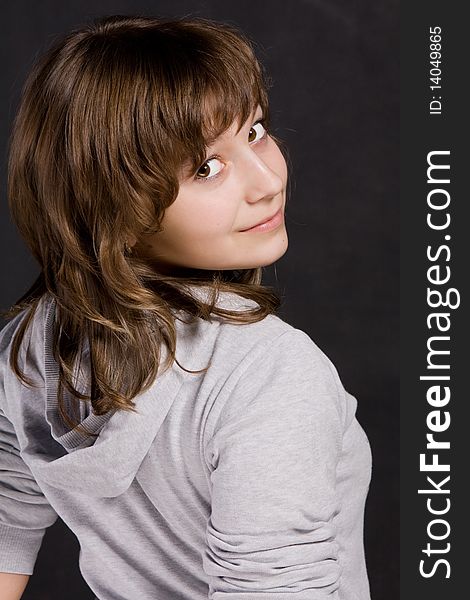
[{"xmin": 132, "ymin": 104, "xmax": 288, "ymax": 273}]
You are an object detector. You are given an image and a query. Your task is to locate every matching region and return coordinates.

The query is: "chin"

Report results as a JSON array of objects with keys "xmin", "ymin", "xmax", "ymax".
[
  {"xmin": 177, "ymin": 232, "xmax": 289, "ymax": 271},
  {"xmin": 239, "ymin": 234, "xmax": 289, "ymax": 269}
]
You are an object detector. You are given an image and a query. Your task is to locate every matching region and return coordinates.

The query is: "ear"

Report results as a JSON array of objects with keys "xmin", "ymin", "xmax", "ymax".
[{"xmin": 127, "ymin": 233, "xmax": 138, "ymax": 248}]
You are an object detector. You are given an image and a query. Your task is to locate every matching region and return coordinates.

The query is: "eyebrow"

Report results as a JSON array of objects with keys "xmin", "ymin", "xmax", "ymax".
[
  {"xmin": 206, "ymin": 104, "xmax": 263, "ymax": 149},
  {"xmin": 248, "ymin": 104, "xmax": 264, "ymax": 125},
  {"xmin": 180, "ymin": 105, "xmax": 264, "ymax": 179}
]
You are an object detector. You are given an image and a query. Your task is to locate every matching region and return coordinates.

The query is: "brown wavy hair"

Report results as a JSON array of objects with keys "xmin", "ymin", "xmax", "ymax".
[{"xmin": 2, "ymin": 14, "xmax": 290, "ymax": 436}]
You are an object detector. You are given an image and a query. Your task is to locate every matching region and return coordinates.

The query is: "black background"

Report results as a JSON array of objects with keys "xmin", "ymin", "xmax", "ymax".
[{"xmin": 0, "ymin": 1, "xmax": 399, "ymax": 598}]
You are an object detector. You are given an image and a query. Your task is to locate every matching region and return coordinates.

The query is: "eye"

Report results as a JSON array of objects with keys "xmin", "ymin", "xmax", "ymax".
[
  {"xmin": 195, "ymin": 156, "xmax": 224, "ymax": 181},
  {"xmin": 248, "ymin": 119, "xmax": 268, "ymax": 143},
  {"xmin": 194, "ymin": 118, "xmax": 268, "ymax": 183}
]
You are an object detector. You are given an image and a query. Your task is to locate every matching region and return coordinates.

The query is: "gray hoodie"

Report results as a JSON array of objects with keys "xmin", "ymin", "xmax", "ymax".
[{"xmin": 0, "ymin": 288, "xmax": 372, "ymax": 599}]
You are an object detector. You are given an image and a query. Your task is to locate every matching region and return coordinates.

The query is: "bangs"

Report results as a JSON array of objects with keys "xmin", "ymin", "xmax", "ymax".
[
  {"xmin": 198, "ymin": 66, "xmax": 269, "ymax": 147},
  {"xmin": 178, "ymin": 80, "xmax": 270, "ymax": 179},
  {"xmin": 140, "ymin": 19, "xmax": 272, "ymax": 179}
]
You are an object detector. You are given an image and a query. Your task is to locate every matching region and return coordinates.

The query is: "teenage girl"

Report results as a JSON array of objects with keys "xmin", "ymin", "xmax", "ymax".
[{"xmin": 0, "ymin": 15, "xmax": 372, "ymax": 600}]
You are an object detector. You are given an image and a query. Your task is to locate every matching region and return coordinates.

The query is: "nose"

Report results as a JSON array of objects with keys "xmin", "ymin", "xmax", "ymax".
[{"xmin": 238, "ymin": 147, "xmax": 285, "ymax": 204}]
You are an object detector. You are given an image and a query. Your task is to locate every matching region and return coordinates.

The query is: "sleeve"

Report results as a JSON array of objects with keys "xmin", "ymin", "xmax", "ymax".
[
  {"xmin": 203, "ymin": 328, "xmax": 344, "ymax": 599},
  {"xmin": 0, "ymin": 407, "xmax": 59, "ymax": 575}
]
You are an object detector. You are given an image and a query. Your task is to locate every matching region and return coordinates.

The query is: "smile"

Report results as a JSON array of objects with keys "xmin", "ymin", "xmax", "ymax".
[{"xmin": 239, "ymin": 206, "xmax": 284, "ymax": 233}]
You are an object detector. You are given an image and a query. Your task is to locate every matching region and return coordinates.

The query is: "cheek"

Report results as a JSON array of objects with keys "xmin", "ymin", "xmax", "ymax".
[{"xmin": 164, "ymin": 191, "xmax": 236, "ymax": 242}]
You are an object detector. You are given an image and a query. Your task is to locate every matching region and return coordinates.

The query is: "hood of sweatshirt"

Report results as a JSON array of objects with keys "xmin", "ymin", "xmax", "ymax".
[{"xmin": 1, "ymin": 286, "xmax": 259, "ymax": 499}]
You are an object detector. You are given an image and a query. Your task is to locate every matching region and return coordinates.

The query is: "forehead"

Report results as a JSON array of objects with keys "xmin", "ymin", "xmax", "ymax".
[
  {"xmin": 199, "ymin": 84, "xmax": 261, "ymax": 136},
  {"xmin": 204, "ymin": 103, "xmax": 262, "ymax": 148}
]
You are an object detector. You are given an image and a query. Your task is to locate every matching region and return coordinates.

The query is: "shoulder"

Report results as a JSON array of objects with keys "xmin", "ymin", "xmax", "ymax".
[
  {"xmin": 218, "ymin": 312, "xmax": 344, "ymax": 393},
  {"xmin": 205, "ymin": 316, "xmax": 351, "ymax": 440},
  {"xmin": 222, "ymin": 319, "xmax": 346, "ymax": 408}
]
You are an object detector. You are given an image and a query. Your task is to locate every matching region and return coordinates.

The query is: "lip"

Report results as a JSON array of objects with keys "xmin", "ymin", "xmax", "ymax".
[{"xmin": 240, "ymin": 206, "xmax": 284, "ymax": 233}]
